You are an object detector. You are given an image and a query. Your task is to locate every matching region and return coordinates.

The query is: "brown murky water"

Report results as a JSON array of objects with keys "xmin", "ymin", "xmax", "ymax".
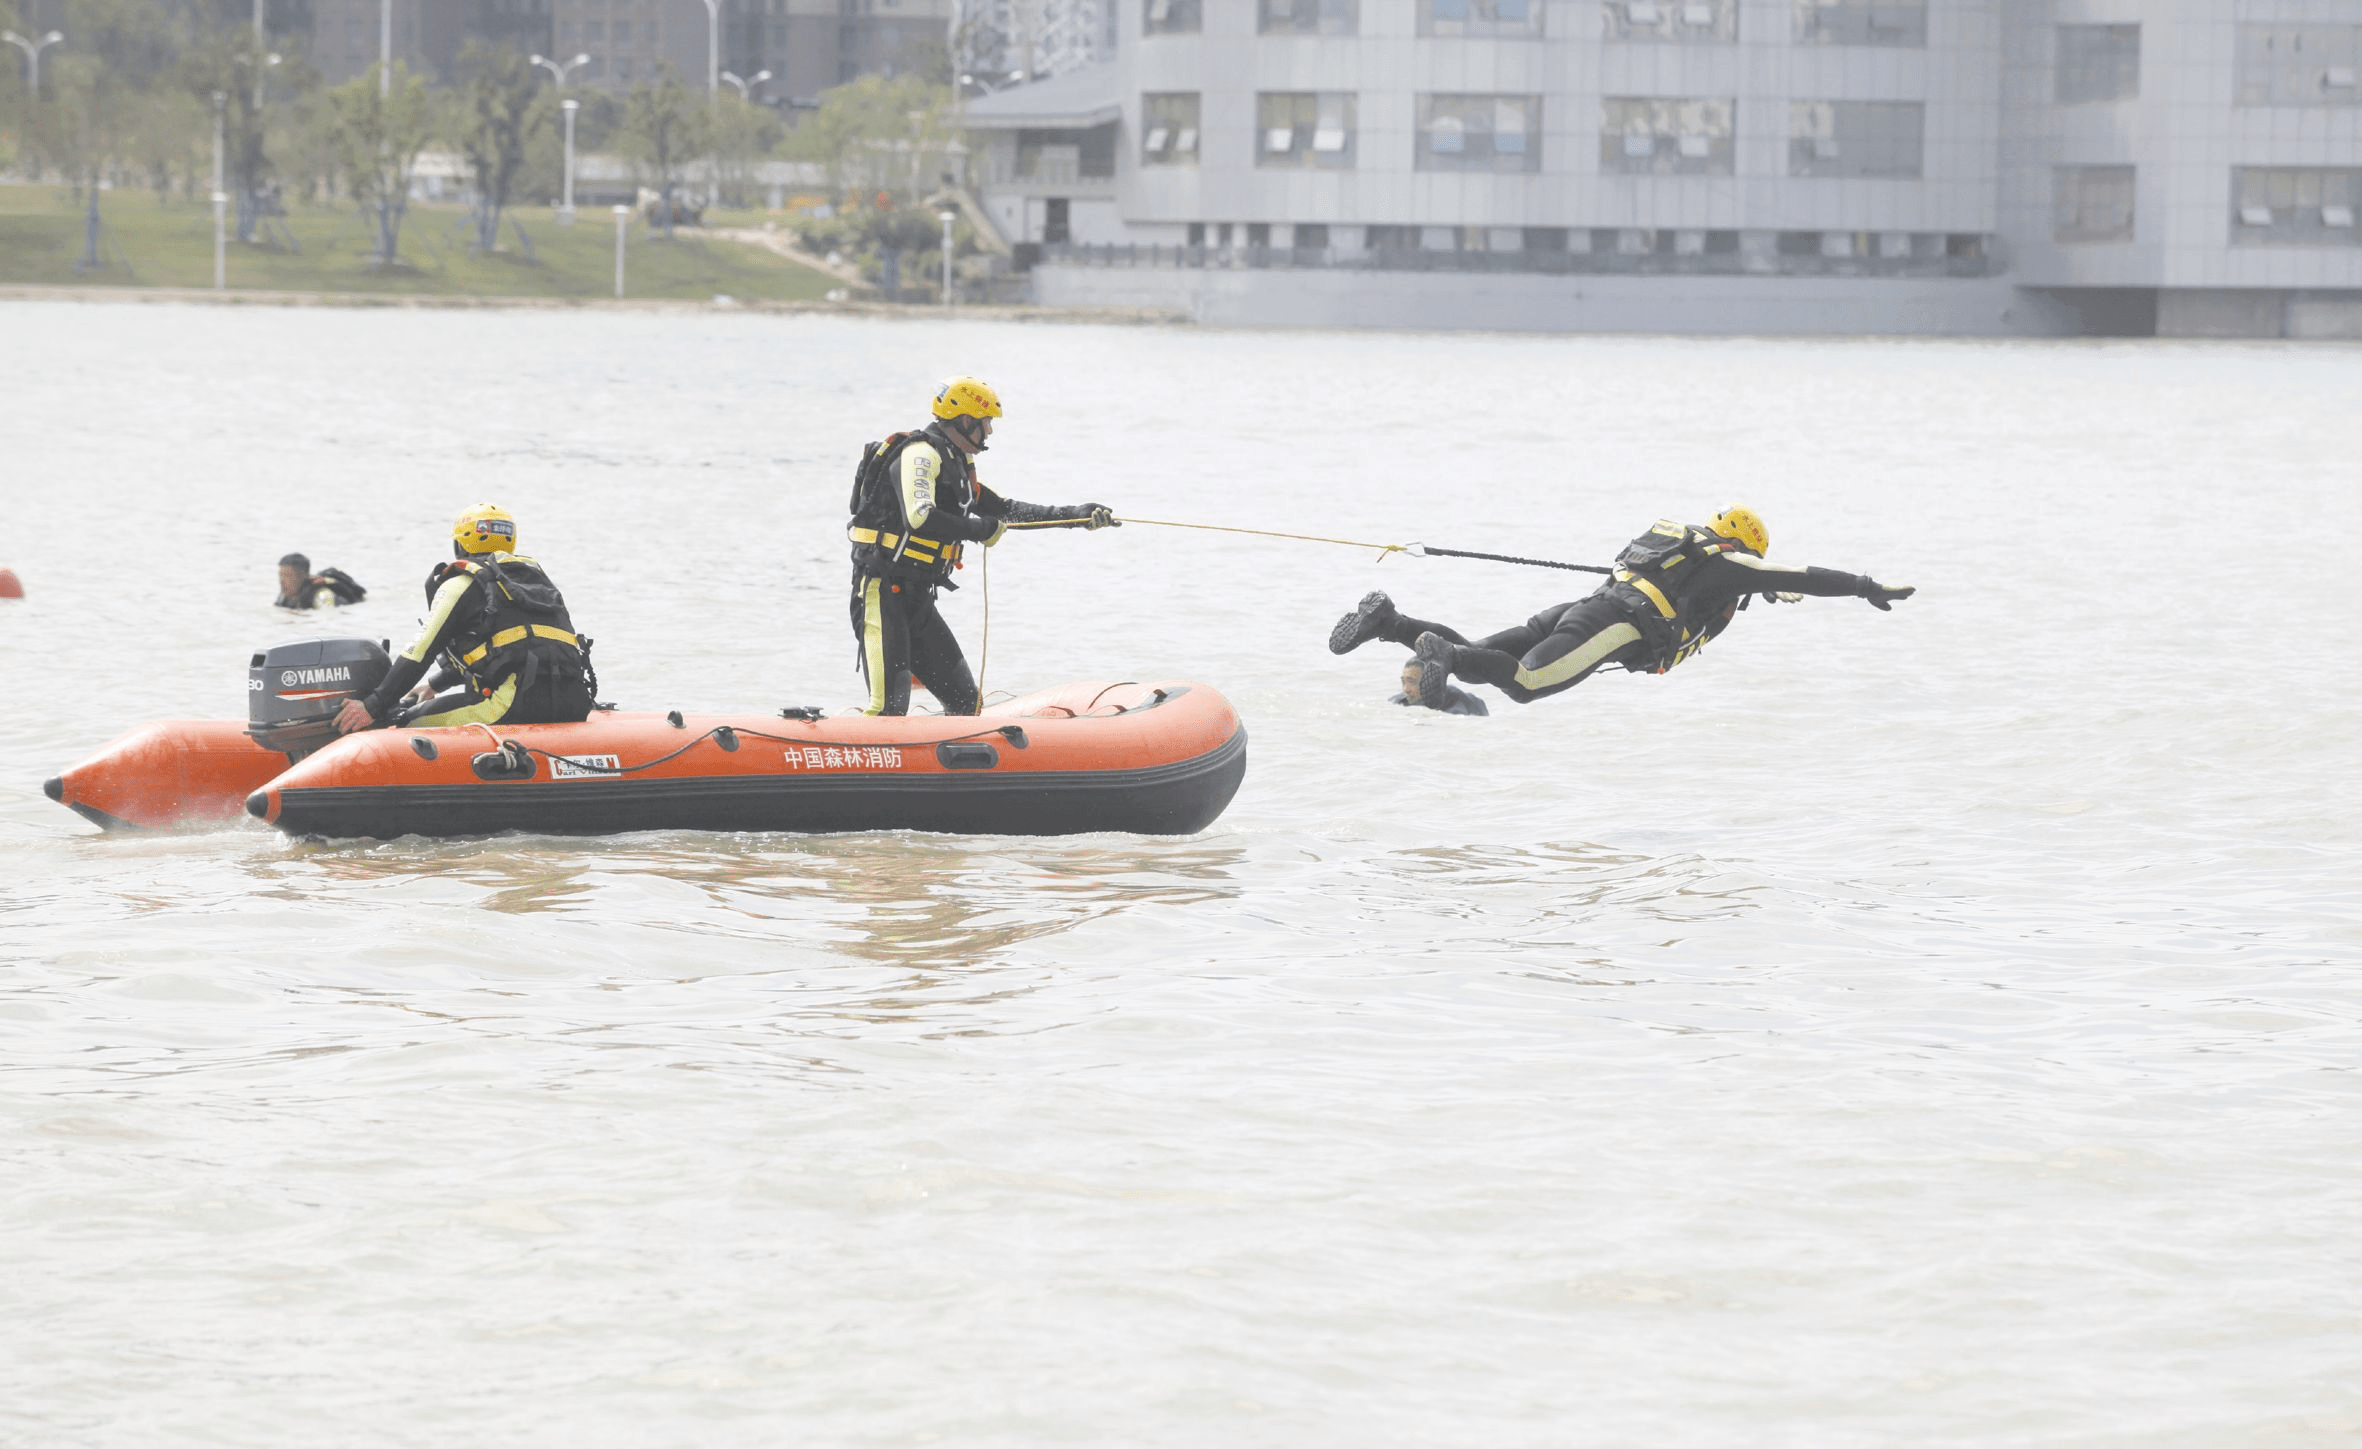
[{"xmin": 4, "ymin": 302, "xmax": 2358, "ymax": 1446}]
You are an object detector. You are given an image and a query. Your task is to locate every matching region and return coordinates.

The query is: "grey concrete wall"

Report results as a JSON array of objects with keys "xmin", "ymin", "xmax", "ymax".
[{"xmin": 1031, "ymin": 262, "xmax": 2046, "ymax": 335}]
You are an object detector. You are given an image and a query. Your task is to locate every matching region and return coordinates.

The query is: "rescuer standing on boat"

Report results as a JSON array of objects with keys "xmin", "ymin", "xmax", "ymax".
[
  {"xmin": 1329, "ymin": 507, "xmax": 1914, "ymax": 709},
  {"xmin": 332, "ymin": 504, "xmax": 596, "ymax": 732},
  {"xmin": 847, "ymin": 376, "xmax": 1119, "ymax": 716}
]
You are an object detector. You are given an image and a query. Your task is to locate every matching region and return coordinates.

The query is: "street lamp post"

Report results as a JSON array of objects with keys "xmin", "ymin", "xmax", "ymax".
[
  {"xmin": 696, "ymin": 0, "xmax": 718, "ymax": 100},
  {"xmin": 1, "ymin": 28, "xmax": 64, "ymax": 96},
  {"xmin": 529, "ymin": 54, "xmax": 591, "ymax": 226},
  {"xmin": 379, "ymin": 0, "xmax": 391, "ymax": 97},
  {"xmin": 939, "ymin": 209, "xmax": 956, "ymax": 311},
  {"xmin": 211, "ymin": 90, "xmax": 227, "ymax": 289},
  {"xmin": 719, "ymin": 67, "xmax": 769, "ymax": 101},
  {"xmin": 613, "ymin": 204, "xmax": 629, "ymax": 297},
  {"xmin": 559, "ymin": 98, "xmax": 580, "ymax": 226},
  {"xmin": 529, "ymin": 50, "xmax": 589, "ymax": 86}
]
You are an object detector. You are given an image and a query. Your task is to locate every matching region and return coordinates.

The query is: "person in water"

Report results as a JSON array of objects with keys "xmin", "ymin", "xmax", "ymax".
[
  {"xmin": 1389, "ymin": 659, "xmax": 1489, "ymax": 716},
  {"xmin": 847, "ymin": 375, "xmax": 1119, "ymax": 716},
  {"xmin": 1330, "ymin": 506, "xmax": 1914, "ymax": 709},
  {"xmin": 275, "ymin": 553, "xmax": 366, "ymax": 610},
  {"xmin": 333, "ymin": 503, "xmax": 595, "ymax": 733}
]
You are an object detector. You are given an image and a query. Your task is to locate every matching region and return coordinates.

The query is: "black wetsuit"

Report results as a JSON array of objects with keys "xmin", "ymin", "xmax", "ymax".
[
  {"xmin": 356, "ymin": 554, "xmax": 593, "ymax": 728},
  {"xmin": 846, "ymin": 421, "xmax": 1099, "ymax": 717},
  {"xmin": 1381, "ymin": 527, "xmax": 1886, "ymax": 704}
]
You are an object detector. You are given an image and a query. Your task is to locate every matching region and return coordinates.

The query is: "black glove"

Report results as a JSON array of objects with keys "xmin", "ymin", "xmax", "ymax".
[
  {"xmin": 1860, "ymin": 579, "xmax": 1916, "ymax": 611},
  {"xmin": 1081, "ymin": 504, "xmax": 1118, "ymax": 531}
]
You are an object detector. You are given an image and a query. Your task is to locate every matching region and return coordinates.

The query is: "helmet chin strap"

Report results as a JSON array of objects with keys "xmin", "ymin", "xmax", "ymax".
[{"xmin": 949, "ymin": 416, "xmax": 989, "ymax": 453}]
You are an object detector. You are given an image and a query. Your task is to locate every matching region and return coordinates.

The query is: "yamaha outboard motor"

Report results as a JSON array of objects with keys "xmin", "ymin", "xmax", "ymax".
[{"xmin": 248, "ymin": 638, "xmax": 393, "ymax": 760}]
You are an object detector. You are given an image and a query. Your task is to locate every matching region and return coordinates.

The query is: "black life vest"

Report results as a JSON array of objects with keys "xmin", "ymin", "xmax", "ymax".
[
  {"xmin": 1604, "ymin": 519, "xmax": 1756, "ymax": 673},
  {"xmin": 313, "ymin": 568, "xmax": 367, "ymax": 605},
  {"xmin": 846, "ymin": 422, "xmax": 977, "ymax": 586},
  {"xmin": 423, "ymin": 553, "xmax": 585, "ymax": 694}
]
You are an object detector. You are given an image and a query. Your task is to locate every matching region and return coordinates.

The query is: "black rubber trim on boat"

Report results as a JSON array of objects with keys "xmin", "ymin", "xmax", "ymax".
[
  {"xmin": 265, "ymin": 724, "xmax": 1249, "ymax": 840},
  {"xmin": 66, "ymin": 799, "xmax": 140, "ymax": 832},
  {"xmin": 43, "ymin": 776, "xmax": 62, "ymax": 802}
]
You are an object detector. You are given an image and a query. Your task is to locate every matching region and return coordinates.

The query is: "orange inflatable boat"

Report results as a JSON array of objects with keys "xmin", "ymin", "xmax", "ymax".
[{"xmin": 50, "ymin": 679, "xmax": 1247, "ymax": 839}]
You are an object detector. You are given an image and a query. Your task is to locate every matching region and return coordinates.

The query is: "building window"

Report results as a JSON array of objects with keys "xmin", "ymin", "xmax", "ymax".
[
  {"xmin": 2056, "ymin": 25, "xmax": 2139, "ymax": 104},
  {"xmin": 613, "ymin": 19, "xmax": 630, "ymax": 41},
  {"xmin": 1016, "ymin": 125, "xmax": 1116, "ymax": 183},
  {"xmin": 1141, "ymin": 93, "xmax": 1199, "ymax": 165},
  {"xmin": 1793, "ymin": 0, "xmax": 1922, "ymax": 48},
  {"xmin": 1416, "ymin": 94, "xmax": 1542, "ymax": 172},
  {"xmin": 1788, "ymin": 101, "xmax": 1922, "ymax": 178},
  {"xmin": 1042, "ymin": 198, "xmax": 1070, "ymax": 244},
  {"xmin": 1600, "ymin": 96, "xmax": 1734, "ymax": 176},
  {"xmin": 1419, "ymin": 0, "xmax": 1542, "ymax": 40},
  {"xmin": 2053, "ymin": 165, "xmax": 2134, "ymax": 243},
  {"xmin": 1261, "ymin": 0, "xmax": 1356, "ymax": 36},
  {"xmin": 2231, "ymin": 168, "xmax": 2362, "ymax": 246},
  {"xmin": 1144, "ymin": 0, "xmax": 1201, "ymax": 36},
  {"xmin": 1258, "ymin": 93, "xmax": 1356, "ymax": 168},
  {"xmin": 2234, "ymin": 25, "xmax": 2360, "ymax": 108},
  {"xmin": 1601, "ymin": 0, "xmax": 1732, "ymax": 43}
]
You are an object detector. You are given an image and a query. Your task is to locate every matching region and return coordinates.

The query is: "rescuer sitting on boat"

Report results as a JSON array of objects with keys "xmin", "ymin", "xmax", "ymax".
[
  {"xmin": 1330, "ymin": 506, "xmax": 1914, "ymax": 709},
  {"xmin": 274, "ymin": 553, "xmax": 366, "ymax": 611},
  {"xmin": 332, "ymin": 504, "xmax": 595, "ymax": 733},
  {"xmin": 848, "ymin": 375, "xmax": 1118, "ymax": 716}
]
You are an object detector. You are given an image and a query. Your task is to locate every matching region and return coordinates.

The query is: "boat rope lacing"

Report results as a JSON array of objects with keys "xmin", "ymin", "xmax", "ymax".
[{"xmin": 483, "ymin": 721, "xmax": 1033, "ymax": 777}]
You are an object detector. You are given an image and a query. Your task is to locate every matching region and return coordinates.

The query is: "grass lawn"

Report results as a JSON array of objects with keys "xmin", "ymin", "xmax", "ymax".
[{"xmin": 0, "ymin": 184, "xmax": 837, "ymax": 302}]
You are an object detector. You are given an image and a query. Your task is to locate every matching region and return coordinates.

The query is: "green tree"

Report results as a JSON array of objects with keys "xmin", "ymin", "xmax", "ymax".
[
  {"xmin": 183, "ymin": 34, "xmax": 286, "ymax": 243},
  {"xmin": 710, "ymin": 92, "xmax": 781, "ymax": 210},
  {"xmin": 452, "ymin": 44, "xmax": 545, "ymax": 253},
  {"xmin": 619, "ymin": 66, "xmax": 707, "ymax": 239},
  {"xmin": 328, "ymin": 61, "xmax": 435, "ymax": 266},
  {"xmin": 779, "ymin": 72, "xmax": 958, "ymax": 205},
  {"xmin": 39, "ymin": 52, "xmax": 131, "ymax": 271}
]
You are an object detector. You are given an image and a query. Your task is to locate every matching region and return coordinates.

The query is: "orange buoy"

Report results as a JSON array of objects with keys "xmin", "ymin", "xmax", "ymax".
[{"xmin": 0, "ymin": 569, "xmax": 22, "ymax": 599}]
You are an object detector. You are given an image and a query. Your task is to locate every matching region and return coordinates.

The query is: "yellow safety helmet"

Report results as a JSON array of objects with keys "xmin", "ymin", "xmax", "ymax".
[
  {"xmin": 452, "ymin": 502, "xmax": 518, "ymax": 556},
  {"xmin": 1709, "ymin": 505, "xmax": 1769, "ymax": 557},
  {"xmin": 931, "ymin": 375, "xmax": 1003, "ymax": 422}
]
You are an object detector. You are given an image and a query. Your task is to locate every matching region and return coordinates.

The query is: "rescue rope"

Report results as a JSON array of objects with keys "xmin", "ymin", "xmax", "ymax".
[
  {"xmin": 482, "ymin": 721, "xmax": 1028, "ymax": 777},
  {"xmin": 1003, "ymin": 515, "xmax": 1611, "ymax": 574}
]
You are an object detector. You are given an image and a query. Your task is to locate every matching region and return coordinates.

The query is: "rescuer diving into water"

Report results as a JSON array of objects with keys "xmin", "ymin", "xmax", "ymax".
[
  {"xmin": 332, "ymin": 503, "xmax": 596, "ymax": 733},
  {"xmin": 1330, "ymin": 507, "xmax": 1914, "ymax": 709},
  {"xmin": 847, "ymin": 376, "xmax": 1120, "ymax": 716}
]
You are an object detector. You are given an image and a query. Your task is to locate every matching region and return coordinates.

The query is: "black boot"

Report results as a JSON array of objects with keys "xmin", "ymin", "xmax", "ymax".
[
  {"xmin": 1328, "ymin": 591, "xmax": 1399, "ymax": 656},
  {"xmin": 1407, "ymin": 631, "xmax": 1457, "ymax": 709}
]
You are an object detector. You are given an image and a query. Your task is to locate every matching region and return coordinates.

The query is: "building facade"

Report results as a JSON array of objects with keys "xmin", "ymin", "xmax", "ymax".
[{"xmin": 961, "ymin": 0, "xmax": 2362, "ymax": 335}]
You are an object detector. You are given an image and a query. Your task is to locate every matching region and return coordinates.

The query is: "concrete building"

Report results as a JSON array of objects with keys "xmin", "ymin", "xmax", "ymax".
[{"xmin": 959, "ymin": 0, "xmax": 2362, "ymax": 335}]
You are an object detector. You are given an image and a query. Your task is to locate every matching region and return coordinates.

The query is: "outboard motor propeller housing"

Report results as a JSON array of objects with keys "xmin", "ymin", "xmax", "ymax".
[{"xmin": 248, "ymin": 638, "xmax": 392, "ymax": 760}]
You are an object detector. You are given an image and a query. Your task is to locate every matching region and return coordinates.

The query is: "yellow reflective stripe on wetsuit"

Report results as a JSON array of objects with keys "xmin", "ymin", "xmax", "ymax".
[
  {"xmin": 398, "ymin": 572, "xmax": 481, "ymax": 665},
  {"xmin": 859, "ymin": 576, "xmax": 891, "ymax": 715},
  {"xmin": 457, "ymin": 624, "xmax": 579, "ymax": 667},
  {"xmin": 1614, "ymin": 571, "xmax": 1679, "ymax": 620},
  {"xmin": 405, "ymin": 674, "xmax": 520, "ymax": 728},
  {"xmin": 846, "ymin": 525, "xmax": 955, "ymax": 564},
  {"xmin": 1513, "ymin": 621, "xmax": 1645, "ymax": 693}
]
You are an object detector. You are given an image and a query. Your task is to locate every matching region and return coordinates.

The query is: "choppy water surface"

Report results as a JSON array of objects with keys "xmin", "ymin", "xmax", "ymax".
[{"xmin": 3, "ymin": 302, "xmax": 2358, "ymax": 1446}]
